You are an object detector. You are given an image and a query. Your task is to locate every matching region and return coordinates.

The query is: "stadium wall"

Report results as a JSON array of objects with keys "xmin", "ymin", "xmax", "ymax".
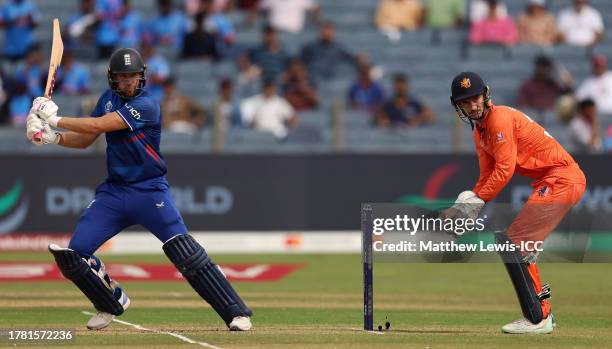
[{"xmin": 1, "ymin": 154, "xmax": 611, "ymax": 234}]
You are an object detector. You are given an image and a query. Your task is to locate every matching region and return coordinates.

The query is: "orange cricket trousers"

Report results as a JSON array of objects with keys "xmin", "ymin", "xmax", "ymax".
[{"xmin": 507, "ymin": 164, "xmax": 586, "ymax": 318}]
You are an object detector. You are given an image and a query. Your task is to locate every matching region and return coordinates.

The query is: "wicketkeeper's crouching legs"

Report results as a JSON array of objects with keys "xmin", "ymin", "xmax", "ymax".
[
  {"xmin": 162, "ymin": 234, "xmax": 252, "ymax": 326},
  {"xmin": 495, "ymin": 233, "xmax": 551, "ymax": 324},
  {"xmin": 48, "ymin": 244, "xmax": 130, "ymax": 317}
]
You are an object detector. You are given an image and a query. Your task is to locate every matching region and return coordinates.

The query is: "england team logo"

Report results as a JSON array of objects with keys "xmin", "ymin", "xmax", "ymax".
[
  {"xmin": 124, "ymin": 54, "xmax": 132, "ymax": 66},
  {"xmin": 105, "ymin": 101, "xmax": 113, "ymax": 113}
]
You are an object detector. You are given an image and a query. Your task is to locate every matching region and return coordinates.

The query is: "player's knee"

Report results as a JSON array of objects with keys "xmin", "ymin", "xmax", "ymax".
[
  {"xmin": 67, "ymin": 240, "xmax": 94, "ymax": 259},
  {"xmin": 162, "ymin": 234, "xmax": 211, "ymax": 274}
]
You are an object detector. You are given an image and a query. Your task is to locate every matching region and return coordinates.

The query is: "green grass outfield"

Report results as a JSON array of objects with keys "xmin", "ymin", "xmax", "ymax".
[{"xmin": 1, "ymin": 252, "xmax": 611, "ymax": 348}]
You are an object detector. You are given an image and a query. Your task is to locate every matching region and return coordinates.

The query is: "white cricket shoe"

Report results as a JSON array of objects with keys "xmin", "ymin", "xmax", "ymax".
[
  {"xmin": 229, "ymin": 316, "xmax": 252, "ymax": 331},
  {"xmin": 87, "ymin": 312, "xmax": 115, "ymax": 330},
  {"xmin": 86, "ymin": 289, "xmax": 130, "ymax": 330},
  {"xmin": 501, "ymin": 315, "xmax": 554, "ymax": 334}
]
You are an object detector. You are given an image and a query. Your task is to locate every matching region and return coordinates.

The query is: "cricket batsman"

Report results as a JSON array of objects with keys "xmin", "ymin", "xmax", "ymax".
[
  {"xmin": 25, "ymin": 48, "xmax": 252, "ymax": 331},
  {"xmin": 444, "ymin": 72, "xmax": 586, "ymax": 334}
]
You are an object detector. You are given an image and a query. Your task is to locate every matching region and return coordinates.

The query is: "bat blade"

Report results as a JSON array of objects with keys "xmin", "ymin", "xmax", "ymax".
[
  {"xmin": 44, "ymin": 18, "xmax": 64, "ymax": 98},
  {"xmin": 34, "ymin": 18, "xmax": 64, "ymax": 141}
]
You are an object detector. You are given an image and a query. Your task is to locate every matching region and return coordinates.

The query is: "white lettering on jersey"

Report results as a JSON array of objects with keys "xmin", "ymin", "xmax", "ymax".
[{"xmin": 124, "ymin": 103, "xmax": 141, "ymax": 120}]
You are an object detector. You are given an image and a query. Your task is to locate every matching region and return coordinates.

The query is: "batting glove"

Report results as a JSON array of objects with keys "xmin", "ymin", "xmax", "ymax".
[
  {"xmin": 31, "ymin": 123, "xmax": 60, "ymax": 146},
  {"xmin": 31, "ymin": 97, "xmax": 61, "ymax": 127},
  {"xmin": 26, "ymin": 112, "xmax": 44, "ymax": 140}
]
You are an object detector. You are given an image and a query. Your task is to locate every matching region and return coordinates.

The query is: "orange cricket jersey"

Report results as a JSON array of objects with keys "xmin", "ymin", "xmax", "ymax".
[{"xmin": 472, "ymin": 105, "xmax": 585, "ymax": 202}]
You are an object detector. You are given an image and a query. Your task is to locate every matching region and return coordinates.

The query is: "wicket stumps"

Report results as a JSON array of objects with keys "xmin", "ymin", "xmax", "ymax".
[{"xmin": 362, "ymin": 204, "xmax": 373, "ymax": 331}]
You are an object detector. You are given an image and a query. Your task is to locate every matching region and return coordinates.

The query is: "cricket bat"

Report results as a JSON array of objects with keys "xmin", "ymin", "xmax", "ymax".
[{"xmin": 33, "ymin": 18, "xmax": 64, "ymax": 141}]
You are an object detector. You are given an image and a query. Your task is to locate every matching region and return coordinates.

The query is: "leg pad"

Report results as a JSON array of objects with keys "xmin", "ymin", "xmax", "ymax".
[
  {"xmin": 163, "ymin": 234, "xmax": 252, "ymax": 325},
  {"xmin": 495, "ymin": 233, "xmax": 544, "ymax": 324},
  {"xmin": 49, "ymin": 244, "xmax": 124, "ymax": 316}
]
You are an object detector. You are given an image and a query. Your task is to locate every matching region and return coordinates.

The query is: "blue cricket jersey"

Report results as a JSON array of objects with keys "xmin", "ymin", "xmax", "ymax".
[{"xmin": 91, "ymin": 89, "xmax": 167, "ymax": 185}]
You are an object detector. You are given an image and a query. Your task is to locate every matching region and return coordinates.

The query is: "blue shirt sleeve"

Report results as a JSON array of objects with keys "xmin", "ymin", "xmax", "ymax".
[
  {"xmin": 116, "ymin": 95, "xmax": 160, "ymax": 131},
  {"xmin": 91, "ymin": 93, "xmax": 108, "ymax": 117}
]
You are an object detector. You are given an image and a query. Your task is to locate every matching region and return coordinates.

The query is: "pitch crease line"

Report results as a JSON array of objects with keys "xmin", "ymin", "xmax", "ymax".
[
  {"xmin": 349, "ymin": 327, "xmax": 385, "ymax": 335},
  {"xmin": 81, "ymin": 311, "xmax": 223, "ymax": 348}
]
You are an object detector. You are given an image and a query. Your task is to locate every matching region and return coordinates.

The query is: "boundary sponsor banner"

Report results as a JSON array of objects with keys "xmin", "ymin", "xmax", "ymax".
[
  {"xmin": 0, "ymin": 262, "xmax": 302, "ymax": 282},
  {"xmin": 0, "ymin": 233, "xmax": 71, "ymax": 251},
  {"xmin": 109, "ymin": 232, "xmax": 361, "ymax": 254},
  {"xmin": 0, "ymin": 232, "xmax": 361, "ymax": 253},
  {"xmin": 1, "ymin": 154, "xmax": 610, "ymax": 232}
]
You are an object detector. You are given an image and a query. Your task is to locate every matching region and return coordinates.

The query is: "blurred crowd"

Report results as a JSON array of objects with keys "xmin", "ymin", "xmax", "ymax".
[{"xmin": 0, "ymin": 0, "xmax": 611, "ymax": 152}]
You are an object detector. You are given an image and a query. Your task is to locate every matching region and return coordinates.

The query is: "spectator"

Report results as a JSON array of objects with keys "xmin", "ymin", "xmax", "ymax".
[
  {"xmin": 161, "ymin": 76, "xmax": 207, "ymax": 134},
  {"xmin": 184, "ymin": 0, "xmax": 233, "ymax": 15},
  {"xmin": 569, "ymin": 99, "xmax": 602, "ymax": 153},
  {"xmin": 190, "ymin": 0, "xmax": 236, "ymax": 58},
  {"xmin": 207, "ymin": 2, "xmax": 236, "ymax": 53},
  {"xmin": 376, "ymin": 0, "xmax": 424, "ymax": 41},
  {"xmin": 66, "ymin": 0, "xmax": 97, "ymax": 48},
  {"xmin": 57, "ymin": 50, "xmax": 92, "ymax": 95},
  {"xmin": 0, "ymin": 0, "xmax": 38, "ymax": 61},
  {"xmin": 422, "ymin": 0, "xmax": 465, "ymax": 30},
  {"xmin": 377, "ymin": 73, "xmax": 435, "ymax": 127},
  {"xmin": 142, "ymin": 42, "xmax": 171, "ymax": 103},
  {"xmin": 147, "ymin": 0, "xmax": 189, "ymax": 48},
  {"xmin": 604, "ymin": 125, "xmax": 612, "ymax": 152},
  {"xmin": 236, "ymin": 0, "xmax": 259, "ymax": 26},
  {"xmin": 117, "ymin": 0, "xmax": 144, "ymax": 48},
  {"xmin": 259, "ymin": 0, "xmax": 319, "ymax": 33},
  {"xmin": 348, "ymin": 66, "xmax": 385, "ymax": 113},
  {"xmin": 576, "ymin": 55, "xmax": 612, "ymax": 115},
  {"xmin": 0, "ymin": 73, "xmax": 6, "ymax": 118},
  {"xmin": 191, "ymin": 0, "xmax": 236, "ymax": 55},
  {"xmin": 517, "ymin": 0, "xmax": 558, "ymax": 46},
  {"xmin": 300, "ymin": 21, "xmax": 356, "ymax": 80},
  {"xmin": 469, "ymin": 0, "xmax": 518, "ymax": 47},
  {"xmin": 236, "ymin": 54, "xmax": 261, "ymax": 98},
  {"xmin": 281, "ymin": 58, "xmax": 318, "ymax": 111},
  {"xmin": 248, "ymin": 25, "xmax": 289, "ymax": 81},
  {"xmin": 185, "ymin": 0, "xmax": 201, "ymax": 16},
  {"xmin": 517, "ymin": 55, "xmax": 567, "ymax": 113},
  {"xmin": 182, "ymin": 12, "xmax": 218, "ymax": 60},
  {"xmin": 216, "ymin": 78, "xmax": 242, "ymax": 128},
  {"xmin": 557, "ymin": 0, "xmax": 603, "ymax": 47},
  {"xmin": 240, "ymin": 79, "xmax": 297, "ymax": 139},
  {"xmin": 7, "ymin": 45, "xmax": 42, "ymax": 125},
  {"xmin": 13, "ymin": 43, "xmax": 43, "ymax": 98},
  {"xmin": 94, "ymin": 0, "xmax": 123, "ymax": 58},
  {"xmin": 7, "ymin": 77, "xmax": 31, "ymax": 126},
  {"xmin": 470, "ymin": 0, "xmax": 507, "ymax": 23}
]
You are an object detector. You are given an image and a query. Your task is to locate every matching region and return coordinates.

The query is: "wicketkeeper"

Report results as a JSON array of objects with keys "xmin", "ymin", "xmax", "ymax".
[
  {"xmin": 25, "ymin": 48, "xmax": 252, "ymax": 331},
  {"xmin": 442, "ymin": 72, "xmax": 586, "ymax": 334}
]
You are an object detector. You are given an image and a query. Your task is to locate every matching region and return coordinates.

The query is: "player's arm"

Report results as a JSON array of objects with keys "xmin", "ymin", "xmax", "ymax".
[
  {"xmin": 57, "ymin": 131, "xmax": 99, "ymax": 149},
  {"xmin": 26, "ymin": 113, "xmax": 99, "ymax": 148},
  {"xmin": 56, "ymin": 112, "xmax": 128, "ymax": 134},
  {"xmin": 31, "ymin": 97, "xmax": 129, "ymax": 134},
  {"xmin": 472, "ymin": 137, "xmax": 495, "ymax": 195},
  {"xmin": 473, "ymin": 118, "xmax": 518, "ymax": 202}
]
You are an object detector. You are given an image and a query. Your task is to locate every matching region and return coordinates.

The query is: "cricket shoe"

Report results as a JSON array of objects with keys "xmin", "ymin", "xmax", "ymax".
[
  {"xmin": 501, "ymin": 315, "xmax": 554, "ymax": 334},
  {"xmin": 86, "ymin": 288, "xmax": 130, "ymax": 330},
  {"xmin": 229, "ymin": 316, "xmax": 252, "ymax": 331}
]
